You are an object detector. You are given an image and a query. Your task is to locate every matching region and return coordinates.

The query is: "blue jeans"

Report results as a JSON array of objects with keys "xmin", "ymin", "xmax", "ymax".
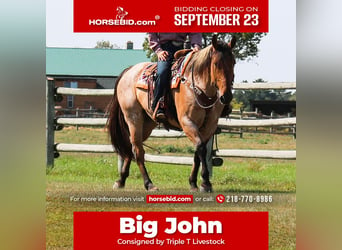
[{"xmin": 152, "ymin": 42, "xmax": 183, "ymax": 110}]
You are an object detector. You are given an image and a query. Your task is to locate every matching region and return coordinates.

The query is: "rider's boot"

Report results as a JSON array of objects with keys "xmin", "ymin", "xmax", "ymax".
[{"xmin": 152, "ymin": 97, "xmax": 166, "ymax": 122}]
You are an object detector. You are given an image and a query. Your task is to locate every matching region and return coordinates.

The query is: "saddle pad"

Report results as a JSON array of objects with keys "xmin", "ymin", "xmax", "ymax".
[{"xmin": 136, "ymin": 63, "xmax": 156, "ymax": 90}]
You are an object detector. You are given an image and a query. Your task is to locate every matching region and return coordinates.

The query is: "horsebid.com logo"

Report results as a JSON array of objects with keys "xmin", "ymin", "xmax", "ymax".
[
  {"xmin": 88, "ymin": 6, "xmax": 157, "ymax": 26},
  {"xmin": 116, "ymin": 6, "xmax": 128, "ymax": 20}
]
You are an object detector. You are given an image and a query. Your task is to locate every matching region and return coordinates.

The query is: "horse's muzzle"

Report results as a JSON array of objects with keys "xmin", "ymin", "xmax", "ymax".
[{"xmin": 219, "ymin": 92, "xmax": 232, "ymax": 105}]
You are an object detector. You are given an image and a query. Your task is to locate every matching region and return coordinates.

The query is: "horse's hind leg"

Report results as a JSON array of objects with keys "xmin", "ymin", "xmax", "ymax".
[
  {"xmin": 131, "ymin": 136, "xmax": 157, "ymax": 191},
  {"xmin": 113, "ymin": 157, "xmax": 132, "ymax": 189},
  {"xmin": 125, "ymin": 115, "xmax": 158, "ymax": 191}
]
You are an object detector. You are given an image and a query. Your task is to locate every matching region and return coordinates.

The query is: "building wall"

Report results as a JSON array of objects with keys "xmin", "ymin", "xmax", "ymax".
[{"xmin": 55, "ymin": 78, "xmax": 113, "ymax": 116}]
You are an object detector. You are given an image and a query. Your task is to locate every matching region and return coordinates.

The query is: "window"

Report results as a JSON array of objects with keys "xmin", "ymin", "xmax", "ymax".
[{"xmin": 64, "ymin": 81, "xmax": 78, "ymax": 108}]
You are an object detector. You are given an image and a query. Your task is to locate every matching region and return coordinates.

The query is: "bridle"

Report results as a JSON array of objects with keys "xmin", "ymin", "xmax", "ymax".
[
  {"xmin": 189, "ymin": 63, "xmax": 219, "ymax": 109},
  {"xmin": 175, "ymin": 49, "xmax": 233, "ymax": 109}
]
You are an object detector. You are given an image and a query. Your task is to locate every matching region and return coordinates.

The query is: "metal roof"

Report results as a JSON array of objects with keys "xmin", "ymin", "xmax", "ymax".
[{"xmin": 46, "ymin": 47, "xmax": 148, "ymax": 77}]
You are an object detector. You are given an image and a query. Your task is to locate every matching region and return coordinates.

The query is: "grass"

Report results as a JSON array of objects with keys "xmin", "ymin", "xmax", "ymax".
[
  {"xmin": 47, "ymin": 127, "xmax": 296, "ymax": 249},
  {"xmin": 47, "ymin": 154, "xmax": 295, "ymax": 193}
]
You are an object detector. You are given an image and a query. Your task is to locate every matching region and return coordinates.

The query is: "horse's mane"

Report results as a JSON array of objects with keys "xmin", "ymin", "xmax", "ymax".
[
  {"xmin": 186, "ymin": 46, "xmax": 212, "ymax": 83},
  {"xmin": 186, "ymin": 41, "xmax": 232, "ymax": 85}
]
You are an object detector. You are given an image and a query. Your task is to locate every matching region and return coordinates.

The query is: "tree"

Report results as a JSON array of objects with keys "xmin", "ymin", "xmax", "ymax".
[
  {"xmin": 234, "ymin": 78, "xmax": 269, "ymax": 111},
  {"xmin": 230, "ymin": 98, "xmax": 244, "ymax": 110},
  {"xmin": 202, "ymin": 33, "xmax": 266, "ymax": 61},
  {"xmin": 95, "ymin": 40, "xmax": 121, "ymax": 49},
  {"xmin": 142, "ymin": 37, "xmax": 158, "ymax": 62},
  {"xmin": 142, "ymin": 33, "xmax": 267, "ymax": 62}
]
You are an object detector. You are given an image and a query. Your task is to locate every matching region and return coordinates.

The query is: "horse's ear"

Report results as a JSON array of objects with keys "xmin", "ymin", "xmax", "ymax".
[
  {"xmin": 228, "ymin": 36, "xmax": 236, "ymax": 49},
  {"xmin": 212, "ymin": 34, "xmax": 218, "ymax": 50}
]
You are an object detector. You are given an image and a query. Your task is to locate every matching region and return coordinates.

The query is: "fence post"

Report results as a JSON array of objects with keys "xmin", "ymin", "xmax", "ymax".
[
  {"xmin": 292, "ymin": 125, "xmax": 296, "ymax": 139},
  {"xmin": 76, "ymin": 108, "xmax": 79, "ymax": 131},
  {"xmin": 46, "ymin": 78, "xmax": 55, "ymax": 168},
  {"xmin": 255, "ymin": 108, "xmax": 258, "ymax": 132},
  {"xmin": 270, "ymin": 111, "xmax": 274, "ymax": 133},
  {"xmin": 239, "ymin": 108, "xmax": 243, "ymax": 138}
]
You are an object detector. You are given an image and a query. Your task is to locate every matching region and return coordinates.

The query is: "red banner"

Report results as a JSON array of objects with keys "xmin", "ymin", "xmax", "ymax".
[
  {"xmin": 74, "ymin": 211, "xmax": 268, "ymax": 249},
  {"xmin": 74, "ymin": 0, "xmax": 268, "ymax": 32}
]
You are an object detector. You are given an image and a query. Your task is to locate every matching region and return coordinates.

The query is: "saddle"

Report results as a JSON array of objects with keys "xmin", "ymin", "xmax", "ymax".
[{"xmin": 136, "ymin": 49, "xmax": 194, "ymax": 112}]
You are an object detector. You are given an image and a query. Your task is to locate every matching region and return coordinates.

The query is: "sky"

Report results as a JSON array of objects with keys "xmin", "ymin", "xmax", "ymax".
[{"xmin": 46, "ymin": 0, "xmax": 296, "ymax": 83}]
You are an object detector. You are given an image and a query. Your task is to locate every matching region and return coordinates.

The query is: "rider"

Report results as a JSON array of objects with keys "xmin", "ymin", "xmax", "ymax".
[{"xmin": 148, "ymin": 33, "xmax": 202, "ymax": 121}]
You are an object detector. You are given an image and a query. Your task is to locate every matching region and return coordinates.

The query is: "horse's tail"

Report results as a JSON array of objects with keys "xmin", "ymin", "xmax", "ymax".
[{"xmin": 106, "ymin": 67, "xmax": 134, "ymax": 159}]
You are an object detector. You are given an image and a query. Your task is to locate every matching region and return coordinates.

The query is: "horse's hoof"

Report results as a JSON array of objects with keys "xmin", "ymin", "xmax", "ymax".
[
  {"xmin": 200, "ymin": 185, "xmax": 213, "ymax": 193},
  {"xmin": 147, "ymin": 185, "xmax": 159, "ymax": 192},
  {"xmin": 113, "ymin": 181, "xmax": 124, "ymax": 190},
  {"xmin": 190, "ymin": 187, "xmax": 199, "ymax": 192}
]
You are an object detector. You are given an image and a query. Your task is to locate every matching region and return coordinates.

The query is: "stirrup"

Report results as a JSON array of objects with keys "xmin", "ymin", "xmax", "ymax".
[{"xmin": 152, "ymin": 102, "xmax": 166, "ymax": 122}]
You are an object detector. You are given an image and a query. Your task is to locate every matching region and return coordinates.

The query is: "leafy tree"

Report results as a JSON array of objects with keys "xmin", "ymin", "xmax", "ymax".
[
  {"xmin": 230, "ymin": 98, "xmax": 244, "ymax": 110},
  {"xmin": 142, "ymin": 37, "xmax": 158, "ymax": 61},
  {"xmin": 142, "ymin": 33, "xmax": 267, "ymax": 62},
  {"xmin": 95, "ymin": 40, "xmax": 120, "ymax": 49},
  {"xmin": 202, "ymin": 33, "xmax": 266, "ymax": 61}
]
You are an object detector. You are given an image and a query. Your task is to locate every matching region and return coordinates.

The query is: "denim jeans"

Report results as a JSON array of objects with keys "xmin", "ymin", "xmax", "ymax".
[{"xmin": 152, "ymin": 42, "xmax": 183, "ymax": 110}]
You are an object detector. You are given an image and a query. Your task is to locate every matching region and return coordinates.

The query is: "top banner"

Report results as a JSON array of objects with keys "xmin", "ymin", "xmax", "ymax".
[{"xmin": 74, "ymin": 0, "xmax": 268, "ymax": 32}]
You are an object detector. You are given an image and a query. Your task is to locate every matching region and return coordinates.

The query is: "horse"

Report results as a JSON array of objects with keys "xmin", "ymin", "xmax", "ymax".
[
  {"xmin": 107, "ymin": 34, "xmax": 236, "ymax": 192},
  {"xmin": 116, "ymin": 7, "xmax": 128, "ymax": 20}
]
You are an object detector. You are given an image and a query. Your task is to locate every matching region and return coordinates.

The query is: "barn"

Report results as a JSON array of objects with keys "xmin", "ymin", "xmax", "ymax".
[{"xmin": 46, "ymin": 43, "xmax": 147, "ymax": 116}]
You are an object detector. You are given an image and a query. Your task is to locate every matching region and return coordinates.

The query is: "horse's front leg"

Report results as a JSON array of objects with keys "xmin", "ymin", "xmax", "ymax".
[
  {"xmin": 196, "ymin": 142, "xmax": 212, "ymax": 192},
  {"xmin": 180, "ymin": 116, "xmax": 212, "ymax": 192},
  {"xmin": 189, "ymin": 142, "xmax": 212, "ymax": 192}
]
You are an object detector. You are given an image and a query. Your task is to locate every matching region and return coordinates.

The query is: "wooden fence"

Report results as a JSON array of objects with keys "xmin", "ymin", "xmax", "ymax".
[{"xmin": 46, "ymin": 78, "xmax": 296, "ymax": 169}]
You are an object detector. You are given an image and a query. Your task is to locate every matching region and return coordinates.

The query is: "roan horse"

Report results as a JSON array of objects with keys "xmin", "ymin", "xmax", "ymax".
[{"xmin": 107, "ymin": 35, "xmax": 236, "ymax": 192}]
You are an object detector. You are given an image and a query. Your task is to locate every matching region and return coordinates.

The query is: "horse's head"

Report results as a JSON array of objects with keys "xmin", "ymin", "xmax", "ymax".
[{"xmin": 210, "ymin": 34, "xmax": 236, "ymax": 105}]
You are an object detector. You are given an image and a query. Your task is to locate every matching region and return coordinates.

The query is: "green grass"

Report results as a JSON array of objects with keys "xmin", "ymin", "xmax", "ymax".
[
  {"xmin": 47, "ymin": 127, "xmax": 296, "ymax": 249},
  {"xmin": 47, "ymin": 154, "xmax": 295, "ymax": 193}
]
